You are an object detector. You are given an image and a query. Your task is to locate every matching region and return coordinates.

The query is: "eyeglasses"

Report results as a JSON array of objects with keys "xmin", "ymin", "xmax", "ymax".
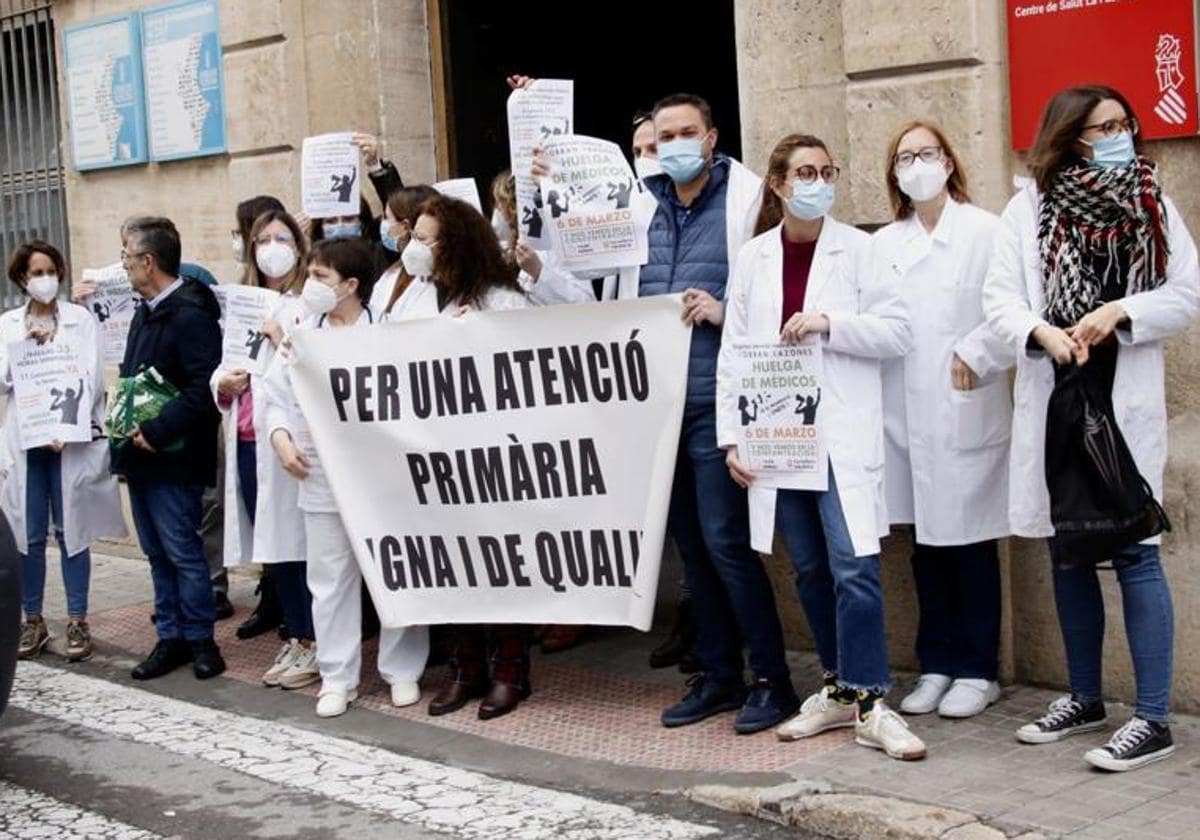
[
  {"xmin": 119, "ymin": 249, "xmax": 146, "ymax": 263},
  {"xmin": 894, "ymin": 146, "xmax": 944, "ymax": 168},
  {"xmin": 1081, "ymin": 117, "xmax": 1139, "ymax": 138},
  {"xmin": 794, "ymin": 165, "xmax": 840, "ymax": 184}
]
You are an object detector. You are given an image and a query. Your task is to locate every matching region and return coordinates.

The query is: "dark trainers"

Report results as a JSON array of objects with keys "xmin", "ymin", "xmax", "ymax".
[
  {"xmin": 65, "ymin": 619, "xmax": 93, "ymax": 662},
  {"xmin": 191, "ymin": 640, "xmax": 227, "ymax": 680},
  {"xmin": 1085, "ymin": 717, "xmax": 1175, "ymax": 772},
  {"xmin": 18, "ymin": 616, "xmax": 50, "ymax": 659},
  {"xmin": 661, "ymin": 674, "xmax": 745, "ymax": 728},
  {"xmin": 734, "ymin": 677, "xmax": 801, "ymax": 735},
  {"xmin": 131, "ymin": 639, "xmax": 192, "ymax": 680},
  {"xmin": 1017, "ymin": 695, "xmax": 1107, "ymax": 744}
]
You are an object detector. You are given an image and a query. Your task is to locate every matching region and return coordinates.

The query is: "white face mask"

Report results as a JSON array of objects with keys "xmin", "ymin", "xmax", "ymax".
[
  {"xmin": 896, "ymin": 158, "xmax": 950, "ymax": 203},
  {"xmin": 401, "ymin": 239, "xmax": 435, "ymax": 278},
  {"xmin": 491, "ymin": 209, "xmax": 513, "ymax": 245},
  {"xmin": 27, "ymin": 274, "xmax": 59, "ymax": 304},
  {"xmin": 634, "ymin": 155, "xmax": 663, "ymax": 181},
  {"xmin": 255, "ymin": 240, "xmax": 297, "ymax": 279},
  {"xmin": 301, "ymin": 277, "xmax": 340, "ymax": 315},
  {"xmin": 231, "ymin": 233, "xmax": 245, "ymax": 263}
]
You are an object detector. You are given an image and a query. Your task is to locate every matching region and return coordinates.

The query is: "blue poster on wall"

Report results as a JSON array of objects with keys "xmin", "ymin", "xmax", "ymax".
[
  {"xmin": 62, "ymin": 13, "xmax": 148, "ymax": 170},
  {"xmin": 140, "ymin": 0, "xmax": 227, "ymax": 162}
]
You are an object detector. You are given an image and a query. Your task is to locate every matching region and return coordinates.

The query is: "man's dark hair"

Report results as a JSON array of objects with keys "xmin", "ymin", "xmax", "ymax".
[
  {"xmin": 123, "ymin": 216, "xmax": 182, "ymax": 277},
  {"xmin": 651, "ymin": 93, "xmax": 713, "ymax": 129}
]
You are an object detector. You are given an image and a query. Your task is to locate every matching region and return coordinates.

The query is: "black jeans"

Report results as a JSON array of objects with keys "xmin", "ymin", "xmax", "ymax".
[{"xmin": 911, "ymin": 540, "xmax": 1001, "ymax": 680}]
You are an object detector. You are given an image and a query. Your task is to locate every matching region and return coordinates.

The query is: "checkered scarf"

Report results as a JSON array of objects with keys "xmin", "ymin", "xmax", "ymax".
[{"xmin": 1038, "ymin": 158, "xmax": 1169, "ymax": 326}]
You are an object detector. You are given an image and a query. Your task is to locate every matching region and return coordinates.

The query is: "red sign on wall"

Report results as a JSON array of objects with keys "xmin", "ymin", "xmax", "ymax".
[{"xmin": 1007, "ymin": 0, "xmax": 1198, "ymax": 150}]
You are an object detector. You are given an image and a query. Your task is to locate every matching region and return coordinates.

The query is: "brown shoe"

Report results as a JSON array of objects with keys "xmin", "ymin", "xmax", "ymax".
[
  {"xmin": 540, "ymin": 624, "xmax": 585, "ymax": 654},
  {"xmin": 478, "ymin": 679, "xmax": 531, "ymax": 720},
  {"xmin": 428, "ymin": 673, "xmax": 488, "ymax": 716},
  {"xmin": 65, "ymin": 618, "xmax": 93, "ymax": 662},
  {"xmin": 18, "ymin": 615, "xmax": 49, "ymax": 659}
]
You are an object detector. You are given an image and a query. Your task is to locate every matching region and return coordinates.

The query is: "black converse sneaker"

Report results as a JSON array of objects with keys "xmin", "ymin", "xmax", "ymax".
[
  {"xmin": 1017, "ymin": 695, "xmax": 1107, "ymax": 744},
  {"xmin": 1085, "ymin": 717, "xmax": 1175, "ymax": 772}
]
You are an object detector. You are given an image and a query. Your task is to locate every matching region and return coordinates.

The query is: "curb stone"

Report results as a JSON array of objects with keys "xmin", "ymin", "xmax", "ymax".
[{"xmin": 684, "ymin": 782, "xmax": 1055, "ymax": 839}]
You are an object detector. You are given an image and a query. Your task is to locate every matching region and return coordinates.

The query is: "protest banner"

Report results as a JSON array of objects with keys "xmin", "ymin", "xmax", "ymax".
[
  {"xmin": 302, "ymin": 132, "xmax": 359, "ymax": 218},
  {"xmin": 726, "ymin": 340, "xmax": 827, "ymax": 491},
  {"xmin": 506, "ymin": 79, "xmax": 572, "ymax": 248},
  {"xmin": 540, "ymin": 134, "xmax": 649, "ymax": 272},
  {"xmin": 8, "ymin": 336, "xmax": 92, "ymax": 449},
  {"xmin": 81, "ymin": 263, "xmax": 137, "ymax": 365},
  {"xmin": 214, "ymin": 285, "xmax": 279, "ymax": 375},
  {"xmin": 288, "ymin": 296, "xmax": 690, "ymax": 629}
]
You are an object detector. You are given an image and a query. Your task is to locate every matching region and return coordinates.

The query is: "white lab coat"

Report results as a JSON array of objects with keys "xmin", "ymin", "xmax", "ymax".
[
  {"xmin": 983, "ymin": 185, "xmax": 1200, "ymax": 541},
  {"xmin": 875, "ymin": 199, "xmax": 1014, "ymax": 545},
  {"xmin": 0, "ymin": 301, "xmax": 127, "ymax": 555},
  {"xmin": 616, "ymin": 157, "xmax": 763, "ymax": 300},
  {"xmin": 519, "ymin": 249, "xmax": 597, "ymax": 305},
  {"xmin": 209, "ymin": 293, "xmax": 306, "ymax": 567},
  {"xmin": 717, "ymin": 218, "xmax": 912, "ymax": 558}
]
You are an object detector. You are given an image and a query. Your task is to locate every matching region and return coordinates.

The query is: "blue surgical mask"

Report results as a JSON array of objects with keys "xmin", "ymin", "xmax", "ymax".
[
  {"xmin": 379, "ymin": 217, "xmax": 400, "ymax": 252},
  {"xmin": 323, "ymin": 220, "xmax": 362, "ymax": 239},
  {"xmin": 1083, "ymin": 131, "xmax": 1135, "ymax": 168},
  {"xmin": 787, "ymin": 179, "xmax": 835, "ymax": 221},
  {"xmin": 657, "ymin": 138, "xmax": 706, "ymax": 184}
]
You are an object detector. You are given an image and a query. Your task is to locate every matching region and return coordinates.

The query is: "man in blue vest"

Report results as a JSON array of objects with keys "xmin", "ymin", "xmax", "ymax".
[{"xmin": 639, "ymin": 93, "xmax": 798, "ymax": 734}]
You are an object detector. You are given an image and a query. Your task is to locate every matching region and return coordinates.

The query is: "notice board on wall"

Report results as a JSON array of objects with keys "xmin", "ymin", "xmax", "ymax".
[{"xmin": 1007, "ymin": 0, "xmax": 1198, "ymax": 150}]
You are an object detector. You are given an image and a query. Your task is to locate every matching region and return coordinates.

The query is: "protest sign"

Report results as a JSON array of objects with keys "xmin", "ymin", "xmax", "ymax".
[
  {"xmin": 506, "ymin": 79, "xmax": 572, "ymax": 248},
  {"xmin": 8, "ymin": 336, "xmax": 92, "ymax": 449},
  {"xmin": 302, "ymin": 132, "xmax": 359, "ymax": 218},
  {"xmin": 433, "ymin": 178, "xmax": 483, "ymax": 214},
  {"xmin": 540, "ymin": 135, "xmax": 649, "ymax": 272},
  {"xmin": 726, "ymin": 340, "xmax": 827, "ymax": 491},
  {"xmin": 81, "ymin": 262, "xmax": 137, "ymax": 365},
  {"xmin": 288, "ymin": 296, "xmax": 690, "ymax": 629},
  {"xmin": 214, "ymin": 285, "xmax": 279, "ymax": 375}
]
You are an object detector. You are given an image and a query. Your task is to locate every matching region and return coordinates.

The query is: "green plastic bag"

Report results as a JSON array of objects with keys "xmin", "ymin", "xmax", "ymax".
[{"xmin": 105, "ymin": 366, "xmax": 184, "ymax": 453}]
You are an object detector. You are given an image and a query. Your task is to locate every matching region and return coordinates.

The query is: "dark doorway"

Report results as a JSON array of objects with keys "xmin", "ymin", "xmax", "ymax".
[{"xmin": 437, "ymin": 0, "xmax": 742, "ymax": 206}]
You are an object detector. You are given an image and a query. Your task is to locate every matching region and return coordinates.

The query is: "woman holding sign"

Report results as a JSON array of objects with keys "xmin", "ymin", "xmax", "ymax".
[
  {"xmin": 2, "ymin": 241, "xmax": 126, "ymax": 663},
  {"xmin": 716, "ymin": 135, "xmax": 924, "ymax": 760},
  {"xmin": 263, "ymin": 236, "xmax": 429, "ymax": 719},
  {"xmin": 212, "ymin": 210, "xmax": 316, "ymax": 689},
  {"xmin": 985, "ymin": 86, "xmax": 1199, "ymax": 771},
  {"xmin": 873, "ymin": 122, "xmax": 1013, "ymax": 720},
  {"xmin": 396, "ymin": 195, "xmax": 536, "ymax": 720}
]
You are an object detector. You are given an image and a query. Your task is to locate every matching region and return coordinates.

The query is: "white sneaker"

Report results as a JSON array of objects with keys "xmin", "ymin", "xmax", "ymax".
[
  {"xmin": 262, "ymin": 639, "xmax": 299, "ymax": 687},
  {"xmin": 278, "ymin": 643, "xmax": 320, "ymax": 690},
  {"xmin": 855, "ymin": 702, "xmax": 927, "ymax": 761},
  {"xmin": 776, "ymin": 687, "xmax": 857, "ymax": 741},
  {"xmin": 315, "ymin": 688, "xmax": 357, "ymax": 718},
  {"xmin": 938, "ymin": 678, "xmax": 1001, "ymax": 718},
  {"xmin": 390, "ymin": 681, "xmax": 421, "ymax": 708},
  {"xmin": 899, "ymin": 673, "xmax": 952, "ymax": 715}
]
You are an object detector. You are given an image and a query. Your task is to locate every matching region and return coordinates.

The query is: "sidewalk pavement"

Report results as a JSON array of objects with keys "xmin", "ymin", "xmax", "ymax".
[{"xmin": 30, "ymin": 552, "xmax": 1200, "ymax": 840}]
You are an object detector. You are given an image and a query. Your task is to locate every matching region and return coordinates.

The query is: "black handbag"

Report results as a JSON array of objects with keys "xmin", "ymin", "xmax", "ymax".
[{"xmin": 1044, "ymin": 361, "xmax": 1170, "ymax": 567}]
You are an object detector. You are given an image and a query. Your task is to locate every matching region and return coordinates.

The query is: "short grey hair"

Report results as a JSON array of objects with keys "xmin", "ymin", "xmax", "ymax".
[{"xmin": 122, "ymin": 216, "xmax": 182, "ymax": 276}]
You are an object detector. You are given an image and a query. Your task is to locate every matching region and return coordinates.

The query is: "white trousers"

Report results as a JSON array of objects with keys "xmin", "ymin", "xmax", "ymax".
[{"xmin": 304, "ymin": 511, "xmax": 429, "ymax": 693}]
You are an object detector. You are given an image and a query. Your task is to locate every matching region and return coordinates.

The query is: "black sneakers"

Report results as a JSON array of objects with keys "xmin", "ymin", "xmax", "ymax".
[
  {"xmin": 1085, "ymin": 717, "xmax": 1175, "ymax": 772},
  {"xmin": 1016, "ymin": 695, "xmax": 1107, "ymax": 744}
]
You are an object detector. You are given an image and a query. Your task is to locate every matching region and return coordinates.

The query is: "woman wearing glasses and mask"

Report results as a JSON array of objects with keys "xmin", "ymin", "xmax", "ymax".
[
  {"xmin": 717, "ymin": 134, "xmax": 922, "ymax": 760},
  {"xmin": 874, "ymin": 123, "xmax": 1014, "ymax": 720},
  {"xmin": 985, "ymin": 86, "xmax": 1199, "ymax": 771}
]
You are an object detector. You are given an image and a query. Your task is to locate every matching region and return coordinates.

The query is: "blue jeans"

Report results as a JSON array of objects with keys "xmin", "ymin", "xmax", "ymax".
[
  {"xmin": 21, "ymin": 448, "xmax": 90, "ymax": 617},
  {"xmin": 1050, "ymin": 541, "xmax": 1173, "ymax": 722},
  {"xmin": 668, "ymin": 403, "xmax": 789, "ymax": 686},
  {"xmin": 238, "ymin": 438, "xmax": 312, "ymax": 640},
  {"xmin": 911, "ymin": 540, "xmax": 1001, "ymax": 680},
  {"xmin": 128, "ymin": 479, "xmax": 215, "ymax": 642},
  {"xmin": 775, "ymin": 471, "xmax": 890, "ymax": 693}
]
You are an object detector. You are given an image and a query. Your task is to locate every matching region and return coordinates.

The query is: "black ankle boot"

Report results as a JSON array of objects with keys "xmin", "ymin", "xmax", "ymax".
[
  {"xmin": 236, "ymin": 573, "xmax": 283, "ymax": 640},
  {"xmin": 649, "ymin": 599, "xmax": 696, "ymax": 669}
]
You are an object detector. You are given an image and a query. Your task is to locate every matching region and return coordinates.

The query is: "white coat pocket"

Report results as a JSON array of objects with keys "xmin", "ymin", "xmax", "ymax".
[{"xmin": 950, "ymin": 382, "xmax": 1012, "ymax": 451}]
